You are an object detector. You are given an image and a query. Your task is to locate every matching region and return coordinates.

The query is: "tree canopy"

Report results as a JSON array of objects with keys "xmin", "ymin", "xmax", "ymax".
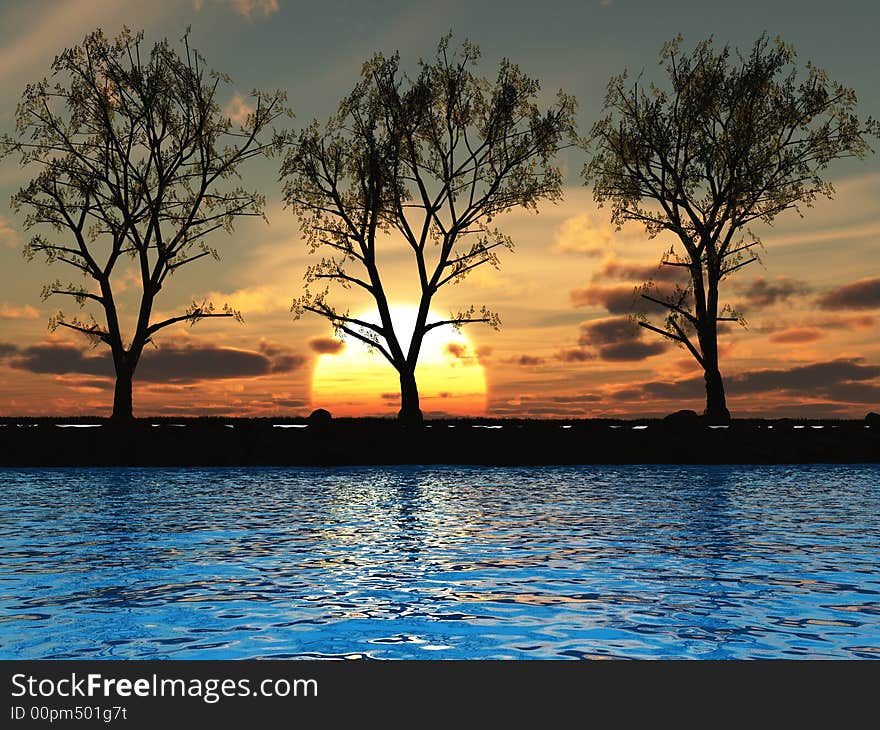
[
  {"xmin": 584, "ymin": 34, "xmax": 878, "ymax": 420},
  {"xmin": 3, "ymin": 28, "xmax": 289, "ymax": 418},
  {"xmin": 282, "ymin": 35, "xmax": 576, "ymax": 422}
]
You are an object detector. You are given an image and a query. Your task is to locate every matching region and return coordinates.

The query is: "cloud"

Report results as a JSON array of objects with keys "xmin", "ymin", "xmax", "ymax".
[
  {"xmin": 577, "ymin": 316, "xmax": 638, "ymax": 346},
  {"xmin": 553, "ymin": 213, "xmax": 612, "ymax": 256},
  {"xmin": 609, "ymin": 377, "xmax": 705, "ymax": 403},
  {"xmin": 555, "ymin": 347, "xmax": 595, "ymax": 362},
  {"xmin": 577, "ymin": 315, "xmax": 670, "ymax": 362},
  {"xmin": 503, "ymin": 354, "xmax": 546, "ymax": 366},
  {"xmin": 769, "ymin": 328, "xmax": 824, "ymax": 344},
  {"xmin": 256, "ymin": 339, "xmax": 307, "ymax": 373},
  {"xmin": 138, "ymin": 344, "xmax": 278, "ymax": 382},
  {"xmin": 570, "ymin": 284, "xmax": 638, "ymax": 313},
  {"xmin": 590, "ymin": 256, "xmax": 683, "ymax": 284},
  {"xmin": 0, "ymin": 0, "xmax": 149, "ymax": 89},
  {"xmin": 819, "ymin": 381, "xmax": 880, "ymax": 403},
  {"xmin": 224, "ymin": 92, "xmax": 254, "ymax": 125},
  {"xmin": 5, "ymin": 339, "xmax": 304, "ymax": 382},
  {"xmin": 445, "ymin": 342, "xmax": 469, "ymax": 360},
  {"xmin": 272, "ymin": 398, "xmax": 308, "ymax": 409},
  {"xmin": 309, "ymin": 336, "xmax": 345, "ymax": 355},
  {"xmin": 735, "ymin": 276, "xmax": 810, "ymax": 308},
  {"xmin": 816, "ymin": 314, "xmax": 875, "ymax": 331},
  {"xmin": 54, "ymin": 376, "xmax": 114, "ymax": 392},
  {"xmin": 0, "ymin": 303, "xmax": 39, "ymax": 319},
  {"xmin": 599, "ymin": 341, "xmax": 669, "ymax": 361},
  {"xmin": 611, "ymin": 358, "xmax": 880, "ymax": 404},
  {"xmin": 570, "ymin": 282, "xmax": 683, "ymax": 315},
  {"xmin": 8, "ymin": 342, "xmax": 113, "ymax": 377},
  {"xmin": 142, "ymin": 341, "xmax": 304, "ymax": 381},
  {"xmin": 195, "ymin": 0, "xmax": 280, "ymax": 18},
  {"xmin": 488, "ymin": 404, "xmax": 595, "ymax": 416},
  {"xmin": 488, "ymin": 392, "xmax": 602, "ymax": 417},
  {"xmin": 816, "ymin": 278, "xmax": 880, "ymax": 310},
  {"xmin": 204, "ymin": 285, "xmax": 288, "ymax": 316},
  {"xmin": 234, "ymin": 0, "xmax": 280, "ymax": 17},
  {"xmin": 0, "ymin": 342, "xmax": 20, "ymax": 358},
  {"xmin": 758, "ymin": 313, "xmax": 875, "ymax": 334},
  {"xmin": 545, "ymin": 394, "xmax": 602, "ymax": 403},
  {"xmin": 444, "ymin": 342, "xmax": 492, "ymax": 366},
  {"xmin": 0, "ymin": 215, "xmax": 19, "ymax": 249},
  {"xmin": 730, "ymin": 359, "xmax": 879, "ymax": 395}
]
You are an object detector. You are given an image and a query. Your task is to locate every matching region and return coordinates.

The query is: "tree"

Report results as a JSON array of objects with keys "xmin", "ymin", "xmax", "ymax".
[
  {"xmin": 2, "ymin": 28, "xmax": 288, "ymax": 420},
  {"xmin": 282, "ymin": 36, "xmax": 576, "ymax": 423},
  {"xmin": 584, "ymin": 35, "xmax": 878, "ymax": 421}
]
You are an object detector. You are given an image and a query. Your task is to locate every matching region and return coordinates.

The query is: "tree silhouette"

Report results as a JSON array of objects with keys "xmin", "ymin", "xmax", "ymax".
[
  {"xmin": 3, "ymin": 29, "xmax": 288, "ymax": 420},
  {"xmin": 584, "ymin": 35, "xmax": 878, "ymax": 421},
  {"xmin": 282, "ymin": 36, "xmax": 575, "ymax": 423}
]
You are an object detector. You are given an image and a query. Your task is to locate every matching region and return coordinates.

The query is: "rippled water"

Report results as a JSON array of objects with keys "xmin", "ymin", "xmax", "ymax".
[{"xmin": 1, "ymin": 465, "xmax": 879, "ymax": 659}]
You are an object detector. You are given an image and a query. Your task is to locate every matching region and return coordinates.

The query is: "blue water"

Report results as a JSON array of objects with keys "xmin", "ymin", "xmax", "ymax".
[{"xmin": 1, "ymin": 465, "xmax": 878, "ymax": 659}]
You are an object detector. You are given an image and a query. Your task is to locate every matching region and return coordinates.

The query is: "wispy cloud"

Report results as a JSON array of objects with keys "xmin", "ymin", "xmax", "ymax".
[
  {"xmin": 503, "ymin": 354, "xmax": 546, "ymax": 367},
  {"xmin": 0, "ymin": 0, "xmax": 170, "ymax": 88},
  {"xmin": 0, "ymin": 303, "xmax": 39, "ymax": 320},
  {"xmin": 552, "ymin": 212, "xmax": 612, "ymax": 256},
  {"xmin": 204, "ymin": 285, "xmax": 290, "ymax": 316},
  {"xmin": 195, "ymin": 0, "xmax": 280, "ymax": 19},
  {"xmin": 769, "ymin": 327, "xmax": 824, "ymax": 344},
  {"xmin": 223, "ymin": 92, "xmax": 254, "ymax": 125},
  {"xmin": 0, "ymin": 215, "xmax": 19, "ymax": 248}
]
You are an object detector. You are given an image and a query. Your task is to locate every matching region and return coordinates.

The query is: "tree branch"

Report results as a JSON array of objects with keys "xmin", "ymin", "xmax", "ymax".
[
  {"xmin": 640, "ymin": 293, "xmax": 697, "ymax": 324},
  {"xmin": 146, "ymin": 311, "xmax": 233, "ymax": 336},
  {"xmin": 55, "ymin": 320, "xmax": 111, "ymax": 343},
  {"xmin": 720, "ymin": 257, "xmax": 758, "ymax": 277},
  {"xmin": 422, "ymin": 317, "xmax": 491, "ymax": 333}
]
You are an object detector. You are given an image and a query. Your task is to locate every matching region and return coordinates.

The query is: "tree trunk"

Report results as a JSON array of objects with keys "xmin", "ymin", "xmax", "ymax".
[
  {"xmin": 398, "ymin": 368, "xmax": 423, "ymax": 425},
  {"xmin": 703, "ymin": 365, "xmax": 730, "ymax": 423},
  {"xmin": 112, "ymin": 361, "xmax": 134, "ymax": 421},
  {"xmin": 112, "ymin": 371, "xmax": 133, "ymax": 421},
  {"xmin": 696, "ymin": 277, "xmax": 731, "ymax": 423}
]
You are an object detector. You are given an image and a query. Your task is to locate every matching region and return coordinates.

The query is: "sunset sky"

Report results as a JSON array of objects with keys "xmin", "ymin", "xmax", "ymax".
[{"xmin": 0, "ymin": 0, "xmax": 878, "ymax": 419}]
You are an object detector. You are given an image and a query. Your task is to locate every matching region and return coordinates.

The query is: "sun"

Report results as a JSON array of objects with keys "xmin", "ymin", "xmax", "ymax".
[{"xmin": 311, "ymin": 306, "xmax": 488, "ymax": 418}]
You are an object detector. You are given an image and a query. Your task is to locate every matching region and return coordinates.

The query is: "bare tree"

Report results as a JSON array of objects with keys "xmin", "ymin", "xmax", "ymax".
[
  {"xmin": 584, "ymin": 35, "xmax": 878, "ymax": 421},
  {"xmin": 3, "ymin": 28, "xmax": 288, "ymax": 419},
  {"xmin": 282, "ymin": 36, "xmax": 576, "ymax": 423}
]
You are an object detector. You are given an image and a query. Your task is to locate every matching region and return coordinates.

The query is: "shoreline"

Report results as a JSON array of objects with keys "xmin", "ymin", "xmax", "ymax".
[{"xmin": 1, "ymin": 417, "xmax": 878, "ymax": 466}]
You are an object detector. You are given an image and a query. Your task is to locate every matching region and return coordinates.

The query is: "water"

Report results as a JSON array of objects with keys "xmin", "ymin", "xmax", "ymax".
[{"xmin": 1, "ymin": 465, "xmax": 878, "ymax": 660}]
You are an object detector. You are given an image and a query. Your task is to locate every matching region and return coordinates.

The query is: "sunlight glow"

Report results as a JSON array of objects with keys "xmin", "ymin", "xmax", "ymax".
[{"xmin": 310, "ymin": 306, "xmax": 488, "ymax": 418}]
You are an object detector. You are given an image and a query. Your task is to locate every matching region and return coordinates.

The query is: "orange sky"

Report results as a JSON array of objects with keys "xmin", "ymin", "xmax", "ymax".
[{"xmin": 0, "ymin": 1, "xmax": 878, "ymax": 419}]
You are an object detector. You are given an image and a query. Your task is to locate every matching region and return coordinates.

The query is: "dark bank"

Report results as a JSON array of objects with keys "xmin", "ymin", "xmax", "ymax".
[{"xmin": 2, "ymin": 414, "xmax": 878, "ymax": 467}]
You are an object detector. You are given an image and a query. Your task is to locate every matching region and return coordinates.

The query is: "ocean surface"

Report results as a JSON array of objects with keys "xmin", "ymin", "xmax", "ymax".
[{"xmin": 1, "ymin": 465, "xmax": 878, "ymax": 659}]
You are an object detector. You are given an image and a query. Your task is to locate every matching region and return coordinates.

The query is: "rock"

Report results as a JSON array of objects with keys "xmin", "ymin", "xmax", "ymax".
[
  {"xmin": 308, "ymin": 408, "xmax": 332, "ymax": 427},
  {"xmin": 663, "ymin": 409, "xmax": 700, "ymax": 428},
  {"xmin": 866, "ymin": 412, "xmax": 880, "ymax": 429}
]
